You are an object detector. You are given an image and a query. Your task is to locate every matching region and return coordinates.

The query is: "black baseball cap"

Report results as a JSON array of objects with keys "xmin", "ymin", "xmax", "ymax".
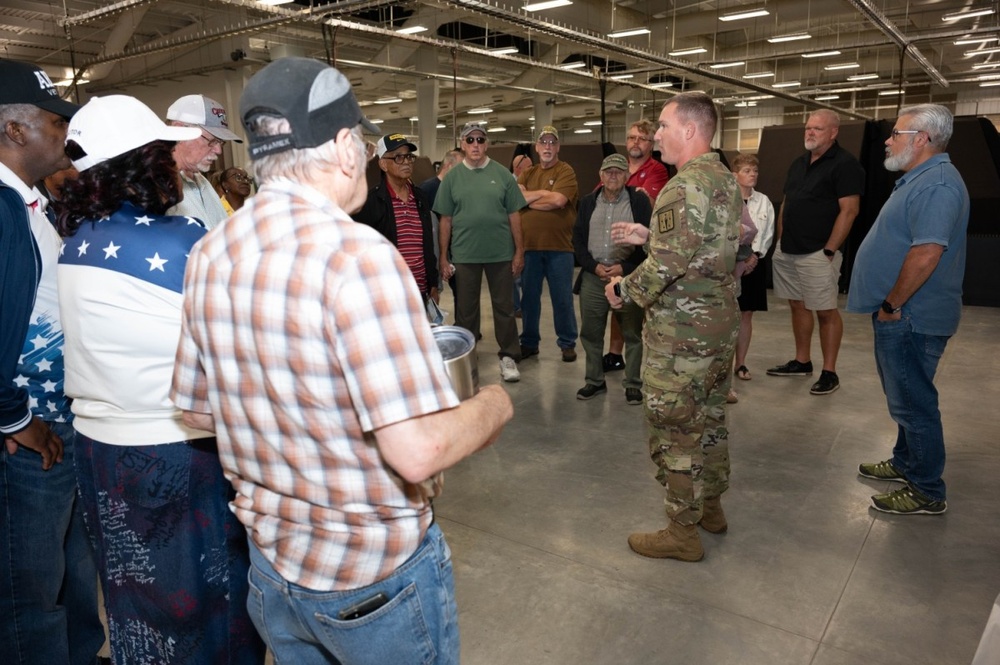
[
  {"xmin": 240, "ymin": 57, "xmax": 378, "ymax": 159},
  {"xmin": 376, "ymin": 133, "xmax": 417, "ymax": 157},
  {"xmin": 0, "ymin": 59, "xmax": 80, "ymax": 118}
]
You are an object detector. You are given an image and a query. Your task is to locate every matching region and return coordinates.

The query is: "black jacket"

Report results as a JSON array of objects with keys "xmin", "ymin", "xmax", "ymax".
[
  {"xmin": 573, "ymin": 185, "xmax": 652, "ymax": 278},
  {"xmin": 353, "ymin": 177, "xmax": 439, "ymax": 295}
]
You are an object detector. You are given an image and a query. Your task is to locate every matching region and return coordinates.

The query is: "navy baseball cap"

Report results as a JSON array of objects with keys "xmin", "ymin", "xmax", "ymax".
[{"xmin": 0, "ymin": 59, "xmax": 80, "ymax": 118}]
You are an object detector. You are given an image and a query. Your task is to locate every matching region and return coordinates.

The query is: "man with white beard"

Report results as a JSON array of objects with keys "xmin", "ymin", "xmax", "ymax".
[{"xmin": 847, "ymin": 104, "xmax": 968, "ymax": 516}]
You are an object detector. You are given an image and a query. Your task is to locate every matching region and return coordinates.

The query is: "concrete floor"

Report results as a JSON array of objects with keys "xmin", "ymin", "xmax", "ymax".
[{"xmin": 433, "ymin": 282, "xmax": 1000, "ymax": 665}]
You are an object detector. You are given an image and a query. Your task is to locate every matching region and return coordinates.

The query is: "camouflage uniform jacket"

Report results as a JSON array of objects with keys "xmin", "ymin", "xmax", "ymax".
[{"xmin": 621, "ymin": 151, "xmax": 742, "ymax": 359}]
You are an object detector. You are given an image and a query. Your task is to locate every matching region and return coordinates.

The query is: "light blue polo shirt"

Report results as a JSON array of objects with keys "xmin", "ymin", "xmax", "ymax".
[{"xmin": 847, "ymin": 153, "xmax": 969, "ymax": 336}]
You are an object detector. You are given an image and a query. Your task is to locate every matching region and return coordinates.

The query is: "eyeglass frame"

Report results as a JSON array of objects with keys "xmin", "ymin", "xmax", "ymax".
[
  {"xmin": 890, "ymin": 129, "xmax": 932, "ymax": 142},
  {"xmin": 537, "ymin": 138, "xmax": 558, "ymax": 146},
  {"xmin": 381, "ymin": 152, "xmax": 417, "ymax": 164},
  {"xmin": 464, "ymin": 136, "xmax": 488, "ymax": 144},
  {"xmin": 200, "ymin": 133, "xmax": 225, "ymax": 149},
  {"xmin": 626, "ymin": 134, "xmax": 652, "ymax": 143},
  {"xmin": 227, "ymin": 171, "xmax": 252, "ymax": 184}
]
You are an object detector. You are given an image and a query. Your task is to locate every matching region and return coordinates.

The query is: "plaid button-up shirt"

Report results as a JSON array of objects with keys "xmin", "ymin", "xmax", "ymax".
[{"xmin": 172, "ymin": 179, "xmax": 459, "ymax": 591}]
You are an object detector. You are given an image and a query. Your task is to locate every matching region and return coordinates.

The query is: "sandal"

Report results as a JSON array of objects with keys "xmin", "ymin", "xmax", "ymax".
[{"xmin": 736, "ymin": 365, "xmax": 751, "ymax": 381}]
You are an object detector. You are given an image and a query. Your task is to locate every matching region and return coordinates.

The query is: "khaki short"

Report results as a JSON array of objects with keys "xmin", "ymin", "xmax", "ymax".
[{"xmin": 772, "ymin": 246, "xmax": 842, "ymax": 311}]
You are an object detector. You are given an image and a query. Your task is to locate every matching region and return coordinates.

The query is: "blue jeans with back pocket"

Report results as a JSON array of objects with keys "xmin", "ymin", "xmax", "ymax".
[{"xmin": 246, "ymin": 522, "xmax": 459, "ymax": 665}]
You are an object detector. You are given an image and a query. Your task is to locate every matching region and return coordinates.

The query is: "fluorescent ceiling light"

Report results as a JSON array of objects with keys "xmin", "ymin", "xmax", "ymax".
[
  {"xmin": 467, "ymin": 107, "xmax": 493, "ymax": 114},
  {"xmin": 649, "ymin": 81, "xmax": 674, "ymax": 88},
  {"xmin": 973, "ymin": 62, "xmax": 1000, "ymax": 69},
  {"xmin": 374, "ymin": 97, "xmax": 403, "ymax": 104},
  {"xmin": 734, "ymin": 101, "xmax": 757, "ymax": 107},
  {"xmin": 710, "ymin": 61, "xmax": 745, "ymax": 69},
  {"xmin": 574, "ymin": 128, "xmax": 593, "ymax": 133},
  {"xmin": 257, "ymin": 0, "xmax": 293, "ymax": 4},
  {"xmin": 742, "ymin": 71, "xmax": 774, "ymax": 79},
  {"xmin": 943, "ymin": 8, "xmax": 995, "ymax": 21},
  {"xmin": 825, "ymin": 62, "xmax": 860, "ymax": 70},
  {"xmin": 955, "ymin": 37, "xmax": 999, "ymax": 45},
  {"xmin": 981, "ymin": 80, "xmax": 1000, "ymax": 86},
  {"xmin": 408, "ymin": 116, "xmax": 419, "ymax": 121},
  {"xmin": 768, "ymin": 33, "xmax": 811, "ymax": 43},
  {"xmin": 607, "ymin": 28, "xmax": 651, "ymax": 38},
  {"xmin": 802, "ymin": 50, "xmax": 842, "ymax": 58},
  {"xmin": 669, "ymin": 47, "xmax": 707, "ymax": 56},
  {"xmin": 772, "ymin": 81, "xmax": 801, "ymax": 88},
  {"xmin": 814, "ymin": 95, "xmax": 840, "ymax": 101},
  {"xmin": 583, "ymin": 120, "xmax": 603, "ymax": 126},
  {"xmin": 560, "ymin": 61, "xmax": 587, "ymax": 69},
  {"xmin": 524, "ymin": 0, "xmax": 572, "ymax": 10},
  {"xmin": 54, "ymin": 78, "xmax": 88, "ymax": 87},
  {"xmin": 719, "ymin": 8, "xmax": 769, "ymax": 21},
  {"xmin": 487, "ymin": 126, "xmax": 506, "ymax": 132},
  {"xmin": 610, "ymin": 73, "xmax": 634, "ymax": 80},
  {"xmin": 966, "ymin": 46, "xmax": 1000, "ymax": 56},
  {"xmin": 369, "ymin": 119, "xmax": 384, "ymax": 124},
  {"xmin": 396, "ymin": 25, "xmax": 428, "ymax": 34},
  {"xmin": 977, "ymin": 73, "xmax": 1000, "ymax": 79},
  {"xmin": 878, "ymin": 90, "xmax": 903, "ymax": 96},
  {"xmin": 847, "ymin": 73, "xmax": 879, "ymax": 81},
  {"xmin": 490, "ymin": 47, "xmax": 520, "ymax": 55},
  {"xmin": 436, "ymin": 123, "xmax": 446, "ymax": 128}
]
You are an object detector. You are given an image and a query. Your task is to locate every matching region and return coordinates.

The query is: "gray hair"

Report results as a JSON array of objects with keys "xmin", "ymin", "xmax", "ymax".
[
  {"xmin": 809, "ymin": 109, "xmax": 841, "ymax": 129},
  {"xmin": 0, "ymin": 104, "xmax": 40, "ymax": 134},
  {"xmin": 248, "ymin": 115, "xmax": 366, "ymax": 184},
  {"xmin": 897, "ymin": 104, "xmax": 953, "ymax": 149}
]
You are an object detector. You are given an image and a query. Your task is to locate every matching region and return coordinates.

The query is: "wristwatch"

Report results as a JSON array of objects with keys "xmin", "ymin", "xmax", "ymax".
[
  {"xmin": 881, "ymin": 299, "xmax": 901, "ymax": 314},
  {"xmin": 822, "ymin": 248, "xmax": 835, "ymax": 257}
]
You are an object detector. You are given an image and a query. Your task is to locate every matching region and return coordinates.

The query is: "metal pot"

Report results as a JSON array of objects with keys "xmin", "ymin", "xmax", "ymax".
[{"xmin": 432, "ymin": 326, "xmax": 478, "ymax": 400}]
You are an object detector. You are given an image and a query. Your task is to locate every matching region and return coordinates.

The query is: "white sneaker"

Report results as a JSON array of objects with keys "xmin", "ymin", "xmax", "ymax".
[{"xmin": 499, "ymin": 356, "xmax": 520, "ymax": 383}]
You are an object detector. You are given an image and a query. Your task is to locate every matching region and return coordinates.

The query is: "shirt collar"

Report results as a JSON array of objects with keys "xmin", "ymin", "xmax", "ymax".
[
  {"xmin": 0, "ymin": 160, "xmax": 46, "ymax": 211},
  {"xmin": 894, "ymin": 152, "xmax": 951, "ymax": 190}
]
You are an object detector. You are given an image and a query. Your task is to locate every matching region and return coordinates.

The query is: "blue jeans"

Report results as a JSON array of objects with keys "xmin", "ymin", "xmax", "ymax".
[
  {"xmin": 247, "ymin": 523, "xmax": 458, "ymax": 665},
  {"xmin": 0, "ymin": 421, "xmax": 104, "ymax": 665},
  {"xmin": 519, "ymin": 251, "xmax": 578, "ymax": 350},
  {"xmin": 872, "ymin": 315, "xmax": 950, "ymax": 501},
  {"xmin": 75, "ymin": 433, "xmax": 265, "ymax": 665}
]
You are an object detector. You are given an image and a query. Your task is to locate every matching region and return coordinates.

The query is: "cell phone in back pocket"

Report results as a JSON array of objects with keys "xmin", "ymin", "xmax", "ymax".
[{"xmin": 337, "ymin": 592, "xmax": 389, "ymax": 621}]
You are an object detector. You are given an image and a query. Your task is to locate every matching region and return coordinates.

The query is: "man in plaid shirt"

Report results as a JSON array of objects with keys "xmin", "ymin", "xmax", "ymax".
[{"xmin": 171, "ymin": 57, "xmax": 513, "ymax": 664}]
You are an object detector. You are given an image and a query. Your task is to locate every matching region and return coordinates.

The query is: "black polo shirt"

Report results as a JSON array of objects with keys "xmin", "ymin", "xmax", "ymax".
[{"xmin": 781, "ymin": 141, "xmax": 865, "ymax": 254}]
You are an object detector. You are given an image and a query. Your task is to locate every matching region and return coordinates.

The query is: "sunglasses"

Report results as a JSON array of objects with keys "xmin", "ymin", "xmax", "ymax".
[{"xmin": 464, "ymin": 136, "xmax": 487, "ymax": 144}]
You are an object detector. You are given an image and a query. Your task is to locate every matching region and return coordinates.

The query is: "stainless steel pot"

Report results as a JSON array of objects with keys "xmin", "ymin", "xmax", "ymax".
[{"xmin": 432, "ymin": 326, "xmax": 478, "ymax": 400}]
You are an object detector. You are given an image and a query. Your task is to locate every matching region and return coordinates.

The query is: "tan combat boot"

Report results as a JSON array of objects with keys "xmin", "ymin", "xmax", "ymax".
[
  {"xmin": 627, "ymin": 521, "xmax": 704, "ymax": 561},
  {"xmin": 699, "ymin": 496, "xmax": 728, "ymax": 534}
]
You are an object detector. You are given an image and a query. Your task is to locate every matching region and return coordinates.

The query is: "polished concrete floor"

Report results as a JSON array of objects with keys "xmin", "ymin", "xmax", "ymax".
[{"xmin": 433, "ymin": 282, "xmax": 1000, "ymax": 665}]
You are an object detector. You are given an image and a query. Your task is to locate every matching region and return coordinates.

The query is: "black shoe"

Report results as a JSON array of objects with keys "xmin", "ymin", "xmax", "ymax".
[
  {"xmin": 766, "ymin": 359, "xmax": 813, "ymax": 376},
  {"xmin": 625, "ymin": 387, "xmax": 643, "ymax": 405},
  {"xmin": 602, "ymin": 353, "xmax": 625, "ymax": 372},
  {"xmin": 576, "ymin": 383, "xmax": 607, "ymax": 400},
  {"xmin": 520, "ymin": 345, "xmax": 539, "ymax": 359},
  {"xmin": 810, "ymin": 370, "xmax": 840, "ymax": 395}
]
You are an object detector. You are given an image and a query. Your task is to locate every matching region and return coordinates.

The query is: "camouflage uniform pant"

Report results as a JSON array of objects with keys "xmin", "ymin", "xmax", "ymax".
[{"xmin": 642, "ymin": 350, "xmax": 734, "ymax": 526}]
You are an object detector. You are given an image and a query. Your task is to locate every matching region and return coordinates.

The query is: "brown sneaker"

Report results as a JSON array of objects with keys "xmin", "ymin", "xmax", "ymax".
[
  {"xmin": 627, "ymin": 521, "xmax": 704, "ymax": 561},
  {"xmin": 699, "ymin": 496, "xmax": 728, "ymax": 534}
]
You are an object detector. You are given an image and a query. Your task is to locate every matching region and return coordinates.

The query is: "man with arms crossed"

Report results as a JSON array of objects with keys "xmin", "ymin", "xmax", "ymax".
[
  {"xmin": 172, "ymin": 57, "xmax": 513, "ymax": 663},
  {"xmin": 849, "ymin": 104, "xmax": 968, "ymax": 516},
  {"xmin": 768, "ymin": 109, "xmax": 865, "ymax": 396}
]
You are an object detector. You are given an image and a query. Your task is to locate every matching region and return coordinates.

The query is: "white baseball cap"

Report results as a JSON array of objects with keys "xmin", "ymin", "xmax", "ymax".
[
  {"xmin": 166, "ymin": 94, "xmax": 243, "ymax": 142},
  {"xmin": 66, "ymin": 95, "xmax": 201, "ymax": 172}
]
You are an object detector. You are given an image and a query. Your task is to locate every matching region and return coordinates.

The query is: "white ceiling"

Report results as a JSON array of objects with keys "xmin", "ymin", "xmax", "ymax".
[{"xmin": 3, "ymin": 0, "xmax": 999, "ymax": 141}]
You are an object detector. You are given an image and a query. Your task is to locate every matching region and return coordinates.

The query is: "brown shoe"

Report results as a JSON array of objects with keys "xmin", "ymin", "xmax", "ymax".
[
  {"xmin": 627, "ymin": 521, "xmax": 704, "ymax": 561},
  {"xmin": 699, "ymin": 496, "xmax": 728, "ymax": 534},
  {"xmin": 561, "ymin": 347, "xmax": 577, "ymax": 362}
]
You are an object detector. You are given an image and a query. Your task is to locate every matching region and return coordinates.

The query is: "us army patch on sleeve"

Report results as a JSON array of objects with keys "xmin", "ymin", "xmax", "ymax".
[{"xmin": 658, "ymin": 208, "xmax": 675, "ymax": 234}]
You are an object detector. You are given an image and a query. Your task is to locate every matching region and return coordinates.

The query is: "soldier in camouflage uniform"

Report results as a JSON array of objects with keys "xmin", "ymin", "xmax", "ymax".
[{"xmin": 606, "ymin": 92, "xmax": 742, "ymax": 562}]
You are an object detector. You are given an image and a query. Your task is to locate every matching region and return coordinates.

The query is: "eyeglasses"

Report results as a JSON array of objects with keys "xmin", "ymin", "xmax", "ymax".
[
  {"xmin": 384, "ymin": 153, "xmax": 417, "ymax": 164},
  {"xmin": 537, "ymin": 139, "xmax": 558, "ymax": 146},
  {"xmin": 890, "ymin": 129, "xmax": 931, "ymax": 141},
  {"xmin": 200, "ymin": 134, "xmax": 225, "ymax": 148},
  {"xmin": 228, "ymin": 172, "xmax": 252, "ymax": 183},
  {"xmin": 626, "ymin": 135, "xmax": 652, "ymax": 143},
  {"xmin": 464, "ymin": 136, "xmax": 487, "ymax": 144}
]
